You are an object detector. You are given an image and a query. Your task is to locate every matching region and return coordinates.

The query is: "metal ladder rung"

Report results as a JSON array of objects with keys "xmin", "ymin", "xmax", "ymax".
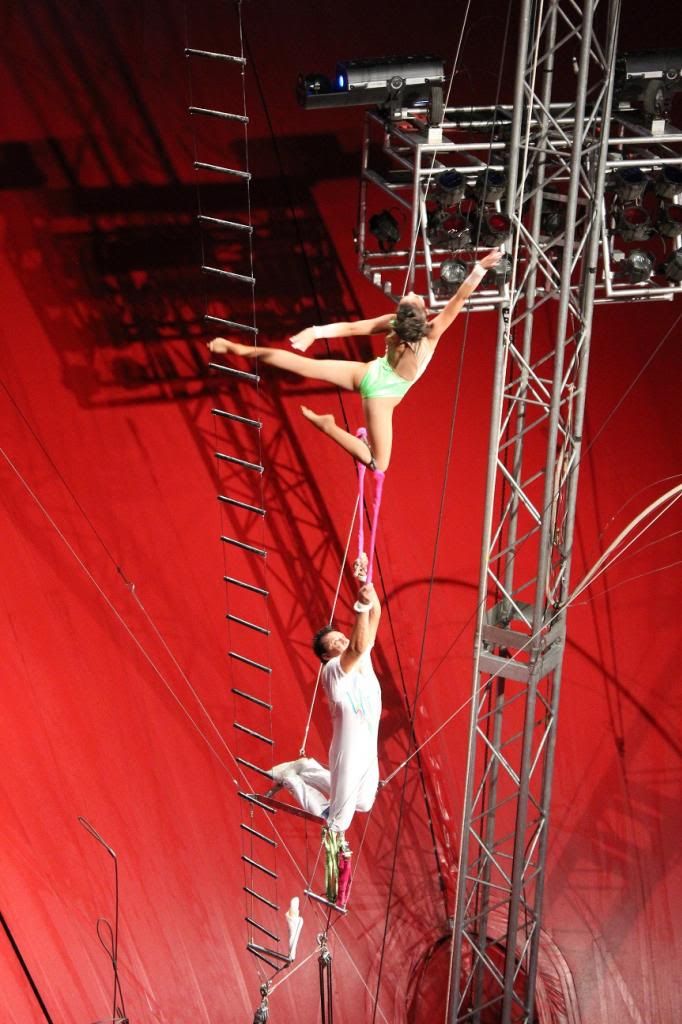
[
  {"xmin": 219, "ymin": 495, "xmax": 266, "ymax": 517},
  {"xmin": 237, "ymin": 757, "xmax": 274, "ymax": 780},
  {"xmin": 208, "ymin": 362, "xmax": 260, "ymax": 384},
  {"xmin": 239, "ymin": 792, "xmax": 276, "ymax": 814},
  {"xmin": 242, "ymin": 855, "xmax": 277, "ymax": 880},
  {"xmin": 198, "ymin": 215, "xmax": 253, "ymax": 234},
  {"xmin": 194, "ymin": 160, "xmax": 251, "ymax": 181},
  {"xmin": 215, "ymin": 451, "xmax": 264, "ymax": 473},
  {"xmin": 204, "ymin": 314, "xmax": 257, "ymax": 335},
  {"xmin": 184, "ymin": 47, "xmax": 246, "ymax": 65},
  {"xmin": 230, "ymin": 651, "xmax": 271, "ymax": 673},
  {"xmin": 212, "ymin": 408, "xmax": 262, "ymax": 429},
  {"xmin": 224, "ymin": 575, "xmax": 269, "ymax": 597},
  {"xmin": 189, "ymin": 105, "xmax": 248, "ymax": 124},
  {"xmin": 228, "ymin": 612, "xmax": 269, "ymax": 634},
  {"xmin": 232, "ymin": 687, "xmax": 272, "ymax": 710},
  {"xmin": 202, "ymin": 265, "xmax": 255, "ymax": 285},
  {"xmin": 234, "ymin": 722, "xmax": 273, "ymax": 744},
  {"xmin": 241, "ymin": 824, "xmax": 277, "ymax": 848},
  {"xmin": 220, "ymin": 536, "xmax": 266, "ymax": 557},
  {"xmin": 247, "ymin": 942, "xmax": 290, "ymax": 965},
  {"xmin": 243, "ymin": 884, "xmax": 279, "ymax": 910},
  {"xmin": 246, "ymin": 916, "xmax": 279, "ymax": 941},
  {"xmin": 247, "ymin": 944, "xmax": 285, "ymax": 971}
]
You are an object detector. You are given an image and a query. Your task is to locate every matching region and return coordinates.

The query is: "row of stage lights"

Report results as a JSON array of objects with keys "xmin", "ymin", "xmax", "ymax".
[{"xmin": 368, "ymin": 164, "xmax": 682, "ymax": 289}]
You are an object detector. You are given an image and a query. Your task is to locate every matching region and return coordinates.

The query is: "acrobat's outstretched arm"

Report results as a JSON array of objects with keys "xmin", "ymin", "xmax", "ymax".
[
  {"xmin": 339, "ymin": 582, "xmax": 381, "ymax": 673},
  {"xmin": 291, "ymin": 313, "xmax": 394, "ymax": 352},
  {"xmin": 428, "ymin": 247, "xmax": 504, "ymax": 342}
]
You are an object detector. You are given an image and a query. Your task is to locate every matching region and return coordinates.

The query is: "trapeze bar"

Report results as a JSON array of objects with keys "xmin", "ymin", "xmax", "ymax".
[
  {"xmin": 227, "ymin": 612, "xmax": 270, "ymax": 635},
  {"xmin": 204, "ymin": 313, "xmax": 258, "ymax": 334},
  {"xmin": 215, "ymin": 451, "xmax": 264, "ymax": 473},
  {"xmin": 229, "ymin": 651, "xmax": 272, "ymax": 673},
  {"xmin": 241, "ymin": 824, "xmax": 277, "ymax": 848},
  {"xmin": 198, "ymin": 215, "xmax": 253, "ymax": 234},
  {"xmin": 202, "ymin": 265, "xmax": 255, "ymax": 286},
  {"xmin": 219, "ymin": 495, "xmax": 266, "ymax": 517},
  {"xmin": 194, "ymin": 160, "xmax": 251, "ymax": 181},
  {"xmin": 208, "ymin": 362, "xmax": 260, "ymax": 384},
  {"xmin": 247, "ymin": 942, "xmax": 291, "ymax": 964},
  {"xmin": 231, "ymin": 687, "xmax": 272, "ymax": 710},
  {"xmin": 224, "ymin": 575, "xmax": 269, "ymax": 596},
  {"xmin": 246, "ymin": 945, "xmax": 285, "ymax": 971},
  {"xmin": 184, "ymin": 47, "xmax": 246, "ymax": 65},
  {"xmin": 246, "ymin": 916, "xmax": 280, "ymax": 942},
  {"xmin": 239, "ymin": 792, "xmax": 276, "ymax": 814},
  {"xmin": 243, "ymin": 886, "xmax": 279, "ymax": 911},
  {"xmin": 304, "ymin": 889, "xmax": 348, "ymax": 915},
  {"xmin": 242, "ymin": 855, "xmax": 277, "ymax": 880},
  {"xmin": 234, "ymin": 722, "xmax": 273, "ymax": 744},
  {"xmin": 212, "ymin": 408, "xmax": 262, "ymax": 429},
  {"xmin": 189, "ymin": 105, "xmax": 249, "ymax": 124},
  {"xmin": 237, "ymin": 756, "xmax": 275, "ymax": 780},
  {"xmin": 220, "ymin": 535, "xmax": 266, "ymax": 557}
]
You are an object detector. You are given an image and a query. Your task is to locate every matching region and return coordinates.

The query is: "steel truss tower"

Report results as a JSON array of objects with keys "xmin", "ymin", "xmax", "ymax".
[{"xmin": 449, "ymin": 0, "xmax": 622, "ymax": 1021}]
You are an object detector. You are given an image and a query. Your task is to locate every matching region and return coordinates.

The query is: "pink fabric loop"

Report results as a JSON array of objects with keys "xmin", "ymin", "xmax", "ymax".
[
  {"xmin": 355, "ymin": 427, "xmax": 367, "ymax": 559},
  {"xmin": 366, "ymin": 471, "xmax": 384, "ymax": 585},
  {"xmin": 336, "ymin": 850, "xmax": 352, "ymax": 909}
]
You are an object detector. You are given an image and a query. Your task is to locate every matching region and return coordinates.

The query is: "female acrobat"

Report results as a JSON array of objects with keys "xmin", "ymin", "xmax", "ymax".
[{"xmin": 208, "ymin": 248, "xmax": 503, "ymax": 472}]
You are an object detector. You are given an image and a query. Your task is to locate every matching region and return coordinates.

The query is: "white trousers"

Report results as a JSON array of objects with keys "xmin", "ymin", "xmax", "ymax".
[{"xmin": 282, "ymin": 757, "xmax": 377, "ymax": 832}]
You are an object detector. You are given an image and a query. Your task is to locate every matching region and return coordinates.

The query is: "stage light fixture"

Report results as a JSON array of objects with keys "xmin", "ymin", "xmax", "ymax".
[
  {"xmin": 621, "ymin": 249, "xmax": 655, "ymax": 284},
  {"xmin": 655, "ymin": 166, "xmax": 682, "ymax": 199},
  {"xmin": 369, "ymin": 210, "xmax": 400, "ymax": 252},
  {"xmin": 478, "ymin": 211, "xmax": 511, "ymax": 246},
  {"xmin": 440, "ymin": 258, "xmax": 468, "ymax": 293},
  {"xmin": 612, "ymin": 167, "xmax": 650, "ymax": 202},
  {"xmin": 657, "ymin": 204, "xmax": 682, "ymax": 237},
  {"xmin": 662, "ymin": 247, "xmax": 682, "ymax": 282},
  {"xmin": 540, "ymin": 200, "xmax": 564, "ymax": 238},
  {"xmin": 616, "ymin": 205, "xmax": 652, "ymax": 241},
  {"xmin": 297, "ymin": 55, "xmax": 445, "ymax": 119},
  {"xmin": 435, "ymin": 170, "xmax": 465, "ymax": 207},
  {"xmin": 614, "ymin": 50, "xmax": 682, "ymax": 124},
  {"xmin": 473, "ymin": 169, "xmax": 506, "ymax": 204}
]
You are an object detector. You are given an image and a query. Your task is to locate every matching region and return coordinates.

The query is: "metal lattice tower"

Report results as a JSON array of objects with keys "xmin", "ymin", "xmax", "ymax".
[{"xmin": 449, "ymin": 0, "xmax": 623, "ymax": 1021}]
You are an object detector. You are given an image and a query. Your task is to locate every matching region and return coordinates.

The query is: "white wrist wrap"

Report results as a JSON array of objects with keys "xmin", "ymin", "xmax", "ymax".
[
  {"xmin": 469, "ymin": 263, "xmax": 487, "ymax": 284},
  {"xmin": 313, "ymin": 325, "xmax": 323, "ymax": 339},
  {"xmin": 353, "ymin": 600, "xmax": 372, "ymax": 613}
]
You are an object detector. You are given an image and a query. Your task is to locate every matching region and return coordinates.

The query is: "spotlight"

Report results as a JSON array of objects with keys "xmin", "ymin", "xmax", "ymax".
[
  {"xmin": 440, "ymin": 258, "xmax": 468, "ymax": 294},
  {"xmin": 435, "ymin": 170, "xmax": 466, "ymax": 207},
  {"xmin": 445, "ymin": 216, "xmax": 473, "ymax": 249},
  {"xmin": 614, "ymin": 50, "xmax": 682, "ymax": 124},
  {"xmin": 662, "ymin": 247, "xmax": 682, "ymax": 282},
  {"xmin": 616, "ymin": 205, "xmax": 652, "ymax": 241},
  {"xmin": 655, "ymin": 166, "xmax": 682, "ymax": 199},
  {"xmin": 483, "ymin": 252, "xmax": 513, "ymax": 286},
  {"xmin": 369, "ymin": 209, "xmax": 400, "ymax": 252},
  {"xmin": 298, "ymin": 55, "xmax": 445, "ymax": 116},
  {"xmin": 657, "ymin": 204, "xmax": 682, "ymax": 237},
  {"xmin": 478, "ymin": 211, "xmax": 511, "ymax": 246},
  {"xmin": 540, "ymin": 199, "xmax": 564, "ymax": 238},
  {"xmin": 611, "ymin": 167, "xmax": 650, "ymax": 202},
  {"xmin": 427, "ymin": 206, "xmax": 449, "ymax": 244},
  {"xmin": 620, "ymin": 249, "xmax": 655, "ymax": 284},
  {"xmin": 473, "ymin": 169, "xmax": 506, "ymax": 204}
]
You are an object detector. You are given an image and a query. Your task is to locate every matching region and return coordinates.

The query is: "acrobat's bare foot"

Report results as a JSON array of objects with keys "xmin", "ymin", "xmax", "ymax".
[
  {"xmin": 300, "ymin": 406, "xmax": 336, "ymax": 434},
  {"xmin": 207, "ymin": 337, "xmax": 253, "ymax": 357}
]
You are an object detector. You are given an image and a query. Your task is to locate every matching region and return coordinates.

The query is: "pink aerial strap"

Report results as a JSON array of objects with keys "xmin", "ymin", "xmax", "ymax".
[{"xmin": 355, "ymin": 428, "xmax": 385, "ymax": 585}]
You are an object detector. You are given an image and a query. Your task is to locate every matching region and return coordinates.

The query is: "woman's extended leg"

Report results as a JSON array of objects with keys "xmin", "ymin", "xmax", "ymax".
[
  {"xmin": 301, "ymin": 395, "xmax": 398, "ymax": 470},
  {"xmin": 362, "ymin": 397, "xmax": 396, "ymax": 472},
  {"xmin": 208, "ymin": 337, "xmax": 365, "ymax": 392}
]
